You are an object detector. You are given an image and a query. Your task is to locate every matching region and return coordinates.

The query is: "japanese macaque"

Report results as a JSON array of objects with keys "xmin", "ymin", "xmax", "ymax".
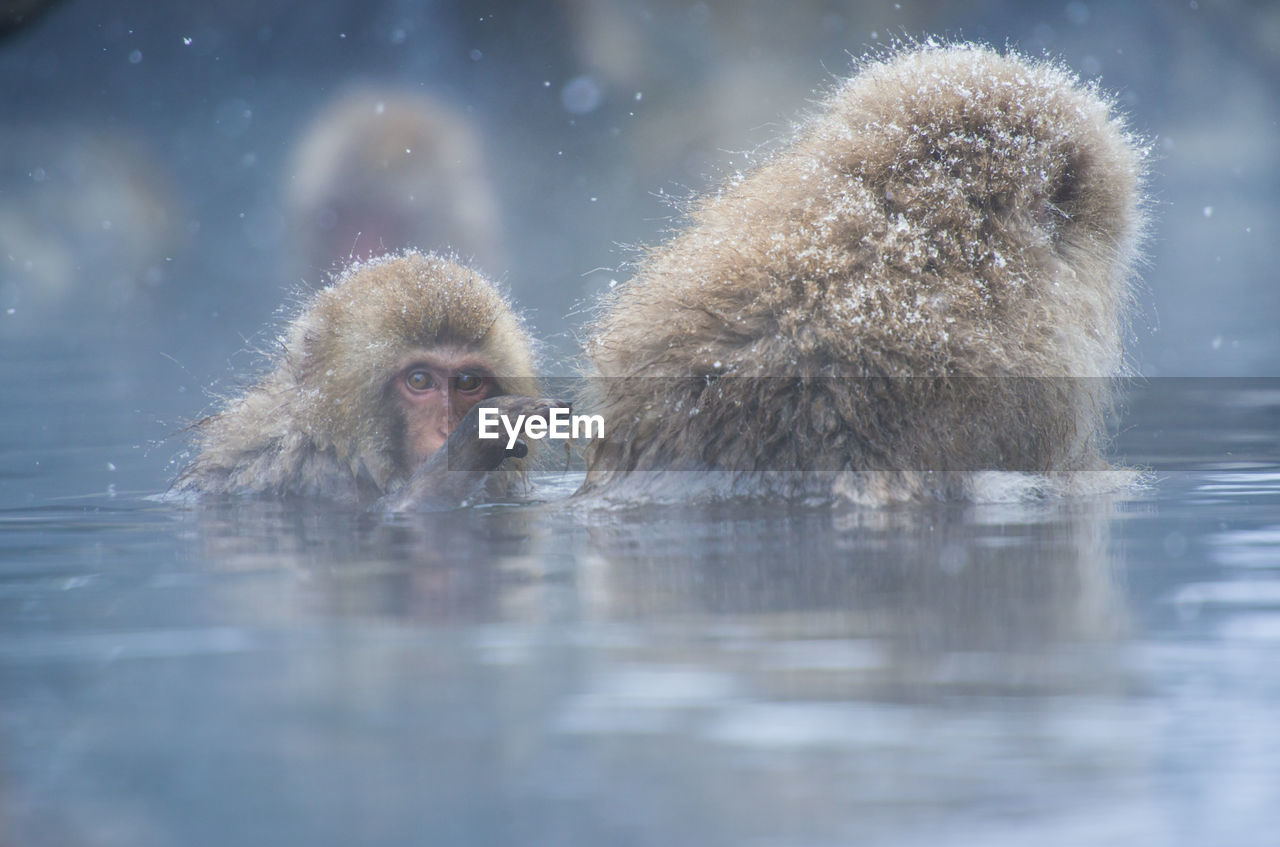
[
  {"xmin": 580, "ymin": 44, "xmax": 1146, "ymax": 504},
  {"xmin": 286, "ymin": 89, "xmax": 502, "ymax": 275},
  {"xmin": 171, "ymin": 252, "xmax": 547, "ymax": 510}
]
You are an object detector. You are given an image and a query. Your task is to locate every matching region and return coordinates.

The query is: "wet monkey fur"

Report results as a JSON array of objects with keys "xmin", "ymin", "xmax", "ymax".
[
  {"xmin": 172, "ymin": 252, "xmax": 546, "ymax": 510},
  {"xmin": 171, "ymin": 44, "xmax": 1146, "ymax": 509},
  {"xmin": 580, "ymin": 44, "xmax": 1146, "ymax": 503}
]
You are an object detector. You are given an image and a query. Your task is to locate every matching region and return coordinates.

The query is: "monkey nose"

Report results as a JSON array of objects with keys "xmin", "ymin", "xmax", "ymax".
[{"xmin": 505, "ymin": 440, "xmax": 529, "ymax": 460}]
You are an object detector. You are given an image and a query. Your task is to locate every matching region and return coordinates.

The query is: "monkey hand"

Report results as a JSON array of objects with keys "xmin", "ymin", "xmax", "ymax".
[
  {"xmin": 446, "ymin": 394, "xmax": 568, "ymax": 470},
  {"xmin": 377, "ymin": 395, "xmax": 567, "ymax": 512}
]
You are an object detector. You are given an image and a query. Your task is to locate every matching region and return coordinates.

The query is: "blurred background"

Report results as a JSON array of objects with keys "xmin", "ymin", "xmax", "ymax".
[
  {"xmin": 2, "ymin": 0, "xmax": 1276, "ymax": 383},
  {"xmin": 2, "ymin": 5, "xmax": 1279, "ymax": 846}
]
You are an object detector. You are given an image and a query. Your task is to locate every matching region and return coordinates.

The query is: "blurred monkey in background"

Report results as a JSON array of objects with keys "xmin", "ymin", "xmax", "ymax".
[{"xmin": 286, "ymin": 89, "xmax": 503, "ymax": 276}]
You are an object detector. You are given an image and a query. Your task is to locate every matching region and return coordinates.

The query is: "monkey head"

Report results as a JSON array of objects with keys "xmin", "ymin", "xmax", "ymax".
[{"xmin": 174, "ymin": 251, "xmax": 539, "ymax": 503}]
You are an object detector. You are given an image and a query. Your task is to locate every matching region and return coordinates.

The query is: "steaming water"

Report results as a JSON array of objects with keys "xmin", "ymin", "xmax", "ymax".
[{"xmin": 3, "ymin": 338, "xmax": 1279, "ymax": 847}]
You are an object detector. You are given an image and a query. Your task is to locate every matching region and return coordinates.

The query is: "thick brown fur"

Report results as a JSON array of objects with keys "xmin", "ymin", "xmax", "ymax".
[
  {"xmin": 172, "ymin": 252, "xmax": 538, "ymax": 504},
  {"xmin": 581, "ymin": 43, "xmax": 1147, "ymax": 503}
]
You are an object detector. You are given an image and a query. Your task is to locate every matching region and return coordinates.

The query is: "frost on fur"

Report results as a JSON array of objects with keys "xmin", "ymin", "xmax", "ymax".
[{"xmin": 581, "ymin": 43, "xmax": 1147, "ymax": 504}]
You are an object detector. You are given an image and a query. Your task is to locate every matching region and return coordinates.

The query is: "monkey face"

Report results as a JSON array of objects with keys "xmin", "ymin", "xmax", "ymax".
[{"xmin": 393, "ymin": 347, "xmax": 497, "ymax": 465}]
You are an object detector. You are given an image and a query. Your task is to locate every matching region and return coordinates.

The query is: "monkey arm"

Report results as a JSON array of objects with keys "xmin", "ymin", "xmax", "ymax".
[{"xmin": 376, "ymin": 395, "xmax": 563, "ymax": 512}]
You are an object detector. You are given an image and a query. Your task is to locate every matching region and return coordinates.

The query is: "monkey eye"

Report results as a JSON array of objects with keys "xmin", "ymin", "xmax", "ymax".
[
  {"xmin": 454, "ymin": 372, "xmax": 486, "ymax": 394},
  {"xmin": 405, "ymin": 369, "xmax": 435, "ymax": 392}
]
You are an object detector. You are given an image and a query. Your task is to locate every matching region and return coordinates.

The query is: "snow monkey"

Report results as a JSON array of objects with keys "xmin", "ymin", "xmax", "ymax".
[
  {"xmin": 171, "ymin": 252, "xmax": 547, "ymax": 510},
  {"xmin": 287, "ymin": 88, "xmax": 503, "ymax": 274},
  {"xmin": 580, "ymin": 43, "xmax": 1147, "ymax": 503}
]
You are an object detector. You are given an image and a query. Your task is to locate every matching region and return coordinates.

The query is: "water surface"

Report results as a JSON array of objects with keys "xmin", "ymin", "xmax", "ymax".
[{"xmin": 2, "ymin": 343, "xmax": 1278, "ymax": 846}]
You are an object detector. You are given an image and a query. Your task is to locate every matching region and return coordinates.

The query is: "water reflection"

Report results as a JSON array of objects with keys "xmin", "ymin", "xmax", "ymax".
[
  {"xmin": 177, "ymin": 490, "xmax": 1131, "ymax": 673},
  {"xmin": 574, "ymin": 498, "xmax": 1129, "ymax": 691},
  {"xmin": 180, "ymin": 501, "xmax": 560, "ymax": 623},
  {"xmin": 12, "ymin": 492, "xmax": 1127, "ymax": 846},
  {"xmin": 3, "ymin": 377, "xmax": 1280, "ymax": 845}
]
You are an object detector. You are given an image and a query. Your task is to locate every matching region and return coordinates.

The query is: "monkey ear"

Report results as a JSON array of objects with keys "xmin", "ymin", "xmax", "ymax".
[
  {"xmin": 292, "ymin": 328, "xmax": 331, "ymax": 384},
  {"xmin": 1042, "ymin": 158, "xmax": 1081, "ymax": 230},
  {"xmin": 299, "ymin": 330, "xmax": 322, "ymax": 359}
]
